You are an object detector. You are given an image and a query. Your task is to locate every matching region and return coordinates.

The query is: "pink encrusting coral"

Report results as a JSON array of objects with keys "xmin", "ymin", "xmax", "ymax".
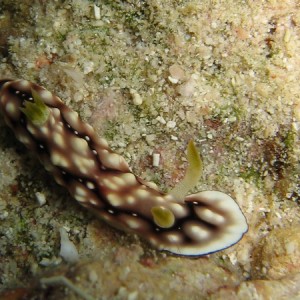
[{"xmin": 0, "ymin": 79, "xmax": 248, "ymax": 256}]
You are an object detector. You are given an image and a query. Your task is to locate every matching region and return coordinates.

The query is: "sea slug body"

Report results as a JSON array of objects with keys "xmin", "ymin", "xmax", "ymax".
[{"xmin": 0, "ymin": 79, "xmax": 248, "ymax": 256}]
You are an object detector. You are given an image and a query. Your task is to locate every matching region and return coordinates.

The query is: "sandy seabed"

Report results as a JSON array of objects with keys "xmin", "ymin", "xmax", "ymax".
[{"xmin": 0, "ymin": 1, "xmax": 300, "ymax": 299}]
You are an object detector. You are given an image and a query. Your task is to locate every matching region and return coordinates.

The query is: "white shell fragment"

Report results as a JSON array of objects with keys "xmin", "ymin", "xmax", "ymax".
[
  {"xmin": 59, "ymin": 227, "xmax": 79, "ymax": 263},
  {"xmin": 0, "ymin": 79, "xmax": 248, "ymax": 256},
  {"xmin": 93, "ymin": 4, "xmax": 101, "ymax": 20},
  {"xmin": 168, "ymin": 76, "xmax": 179, "ymax": 84},
  {"xmin": 152, "ymin": 153, "xmax": 160, "ymax": 167},
  {"xmin": 35, "ymin": 192, "xmax": 47, "ymax": 206}
]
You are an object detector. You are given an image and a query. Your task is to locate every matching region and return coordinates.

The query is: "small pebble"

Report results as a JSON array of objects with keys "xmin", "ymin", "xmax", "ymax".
[
  {"xmin": 88, "ymin": 270, "xmax": 98, "ymax": 283},
  {"xmin": 166, "ymin": 120, "xmax": 176, "ymax": 129},
  {"xmin": 35, "ymin": 192, "xmax": 47, "ymax": 206},
  {"xmin": 130, "ymin": 89, "xmax": 143, "ymax": 105}
]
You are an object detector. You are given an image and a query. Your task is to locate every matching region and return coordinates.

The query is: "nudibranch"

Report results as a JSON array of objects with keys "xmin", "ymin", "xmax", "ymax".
[{"xmin": 0, "ymin": 79, "xmax": 248, "ymax": 256}]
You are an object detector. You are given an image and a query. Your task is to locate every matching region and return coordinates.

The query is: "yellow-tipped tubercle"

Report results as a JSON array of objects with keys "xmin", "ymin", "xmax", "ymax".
[{"xmin": 151, "ymin": 206, "xmax": 175, "ymax": 228}]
